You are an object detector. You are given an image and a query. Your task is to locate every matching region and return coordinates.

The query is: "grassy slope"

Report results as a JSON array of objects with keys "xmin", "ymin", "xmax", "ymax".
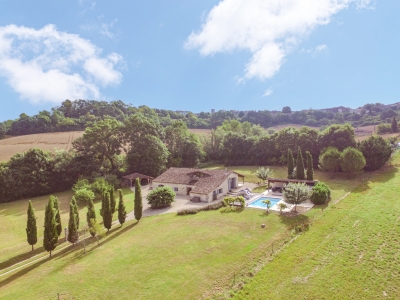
[
  {"xmin": 0, "ymin": 209, "xmax": 303, "ymax": 300},
  {"xmin": 0, "ymin": 188, "xmax": 134, "ymax": 267},
  {"xmin": 234, "ymin": 158, "xmax": 400, "ymax": 299}
]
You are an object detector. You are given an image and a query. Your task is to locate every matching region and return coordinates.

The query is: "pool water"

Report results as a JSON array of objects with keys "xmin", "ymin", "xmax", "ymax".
[{"xmin": 248, "ymin": 197, "xmax": 281, "ymax": 209}]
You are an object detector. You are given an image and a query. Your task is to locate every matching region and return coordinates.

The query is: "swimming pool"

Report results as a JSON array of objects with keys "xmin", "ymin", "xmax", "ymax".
[{"xmin": 247, "ymin": 197, "xmax": 281, "ymax": 209}]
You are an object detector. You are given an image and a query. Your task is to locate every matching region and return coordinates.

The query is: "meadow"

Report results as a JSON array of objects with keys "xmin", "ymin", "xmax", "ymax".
[
  {"xmin": 0, "ymin": 159, "xmax": 388, "ymax": 299},
  {"xmin": 233, "ymin": 154, "xmax": 400, "ymax": 299},
  {"xmin": 0, "ymin": 131, "xmax": 83, "ymax": 161},
  {"xmin": 0, "ymin": 188, "xmax": 134, "ymax": 268},
  {"xmin": 0, "ymin": 126, "xmax": 395, "ymax": 162}
]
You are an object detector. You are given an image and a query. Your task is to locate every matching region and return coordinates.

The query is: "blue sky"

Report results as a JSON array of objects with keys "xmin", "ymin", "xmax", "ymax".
[{"xmin": 0, "ymin": 0, "xmax": 399, "ymax": 121}]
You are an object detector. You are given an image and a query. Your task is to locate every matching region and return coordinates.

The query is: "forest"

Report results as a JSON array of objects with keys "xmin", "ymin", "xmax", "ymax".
[
  {"xmin": 0, "ymin": 105, "xmax": 394, "ymax": 203},
  {"xmin": 0, "ymin": 99, "xmax": 399, "ymax": 138}
]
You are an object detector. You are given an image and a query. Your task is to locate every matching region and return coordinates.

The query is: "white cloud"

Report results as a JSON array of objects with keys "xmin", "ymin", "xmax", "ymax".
[
  {"xmin": 186, "ymin": 0, "xmax": 371, "ymax": 80},
  {"xmin": 98, "ymin": 15, "xmax": 118, "ymax": 39},
  {"xmin": 302, "ymin": 44, "xmax": 328, "ymax": 56},
  {"xmin": 263, "ymin": 88, "xmax": 273, "ymax": 97},
  {"xmin": 315, "ymin": 44, "xmax": 328, "ymax": 52},
  {"xmin": 0, "ymin": 24, "xmax": 123, "ymax": 104}
]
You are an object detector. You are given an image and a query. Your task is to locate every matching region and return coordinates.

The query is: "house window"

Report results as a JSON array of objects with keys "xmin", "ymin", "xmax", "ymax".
[
  {"xmin": 218, "ymin": 188, "xmax": 223, "ymax": 194},
  {"xmin": 174, "ymin": 187, "xmax": 178, "ymax": 192}
]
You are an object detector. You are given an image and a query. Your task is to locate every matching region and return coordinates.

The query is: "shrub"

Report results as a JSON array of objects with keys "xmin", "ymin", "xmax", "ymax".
[
  {"xmin": 358, "ymin": 136, "xmax": 393, "ymax": 171},
  {"xmin": 310, "ymin": 182, "xmax": 331, "ymax": 205},
  {"xmin": 177, "ymin": 201, "xmax": 225, "ymax": 216},
  {"xmin": 104, "ymin": 174, "xmax": 121, "ymax": 189},
  {"xmin": 91, "ymin": 178, "xmax": 112, "ymax": 197},
  {"xmin": 223, "ymin": 196, "xmax": 245, "ymax": 208},
  {"xmin": 339, "ymin": 147, "xmax": 366, "ymax": 174},
  {"xmin": 72, "ymin": 178, "xmax": 91, "ymax": 192},
  {"xmin": 177, "ymin": 209, "xmax": 198, "ymax": 216},
  {"xmin": 377, "ymin": 123, "xmax": 392, "ymax": 135},
  {"xmin": 147, "ymin": 186, "xmax": 175, "ymax": 208},
  {"xmin": 74, "ymin": 188, "xmax": 95, "ymax": 203}
]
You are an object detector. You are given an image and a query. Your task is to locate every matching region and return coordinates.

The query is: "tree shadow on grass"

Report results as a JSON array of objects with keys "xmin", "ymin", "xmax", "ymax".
[
  {"xmin": 0, "ymin": 256, "xmax": 52, "ymax": 289},
  {"xmin": 0, "ymin": 246, "xmax": 46, "ymax": 270},
  {"xmin": 278, "ymin": 213, "xmax": 310, "ymax": 231}
]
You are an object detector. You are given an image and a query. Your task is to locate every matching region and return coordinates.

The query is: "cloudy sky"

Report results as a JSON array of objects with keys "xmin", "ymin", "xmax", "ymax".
[{"xmin": 0, "ymin": 0, "xmax": 398, "ymax": 121}]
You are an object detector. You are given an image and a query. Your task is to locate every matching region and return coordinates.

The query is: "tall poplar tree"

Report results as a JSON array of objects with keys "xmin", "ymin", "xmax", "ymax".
[
  {"xmin": 296, "ymin": 146, "xmax": 305, "ymax": 180},
  {"xmin": 134, "ymin": 178, "xmax": 143, "ymax": 221},
  {"xmin": 26, "ymin": 200, "xmax": 37, "ymax": 251},
  {"xmin": 109, "ymin": 187, "xmax": 116, "ymax": 214},
  {"xmin": 102, "ymin": 191, "xmax": 112, "ymax": 232},
  {"xmin": 391, "ymin": 117, "xmax": 398, "ymax": 133},
  {"xmin": 68, "ymin": 202, "xmax": 79, "ymax": 244},
  {"xmin": 118, "ymin": 189, "xmax": 127, "ymax": 226},
  {"xmin": 43, "ymin": 197, "xmax": 58, "ymax": 257},
  {"xmin": 287, "ymin": 149, "xmax": 294, "ymax": 179},
  {"xmin": 71, "ymin": 196, "xmax": 79, "ymax": 230},
  {"xmin": 306, "ymin": 151, "xmax": 314, "ymax": 181},
  {"xmin": 52, "ymin": 196, "xmax": 62, "ymax": 237},
  {"xmin": 87, "ymin": 197, "xmax": 97, "ymax": 237}
]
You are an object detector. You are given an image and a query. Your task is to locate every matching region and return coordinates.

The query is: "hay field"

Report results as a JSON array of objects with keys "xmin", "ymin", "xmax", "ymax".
[{"xmin": 0, "ymin": 131, "xmax": 84, "ymax": 162}]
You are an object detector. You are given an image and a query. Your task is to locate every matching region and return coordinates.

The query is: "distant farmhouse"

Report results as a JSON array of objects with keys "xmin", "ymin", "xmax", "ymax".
[{"xmin": 152, "ymin": 168, "xmax": 245, "ymax": 203}]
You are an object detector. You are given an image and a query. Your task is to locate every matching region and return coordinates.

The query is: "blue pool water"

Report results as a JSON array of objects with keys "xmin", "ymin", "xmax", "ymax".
[{"xmin": 248, "ymin": 197, "xmax": 281, "ymax": 209}]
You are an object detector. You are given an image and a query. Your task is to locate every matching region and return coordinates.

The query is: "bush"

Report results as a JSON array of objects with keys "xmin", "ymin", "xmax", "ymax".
[
  {"xmin": 377, "ymin": 123, "xmax": 392, "ymax": 135},
  {"xmin": 104, "ymin": 174, "xmax": 121, "ymax": 189},
  {"xmin": 310, "ymin": 182, "xmax": 331, "ymax": 205},
  {"xmin": 358, "ymin": 136, "xmax": 393, "ymax": 171},
  {"xmin": 72, "ymin": 178, "xmax": 91, "ymax": 192},
  {"xmin": 147, "ymin": 186, "xmax": 175, "ymax": 208},
  {"xmin": 91, "ymin": 178, "xmax": 112, "ymax": 197},
  {"xmin": 74, "ymin": 188, "xmax": 95, "ymax": 203},
  {"xmin": 177, "ymin": 209, "xmax": 198, "ymax": 216},
  {"xmin": 177, "ymin": 201, "xmax": 225, "ymax": 216},
  {"xmin": 223, "ymin": 196, "xmax": 245, "ymax": 208}
]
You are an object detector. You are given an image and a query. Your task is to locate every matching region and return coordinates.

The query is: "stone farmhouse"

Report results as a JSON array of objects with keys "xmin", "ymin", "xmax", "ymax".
[{"xmin": 152, "ymin": 168, "xmax": 245, "ymax": 203}]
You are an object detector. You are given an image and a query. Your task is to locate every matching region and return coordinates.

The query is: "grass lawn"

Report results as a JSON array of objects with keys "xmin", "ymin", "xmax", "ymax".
[
  {"xmin": 0, "ymin": 188, "xmax": 134, "ymax": 267},
  {"xmin": 0, "ymin": 161, "xmax": 394, "ymax": 299},
  {"xmin": 233, "ymin": 157, "xmax": 400, "ymax": 299},
  {"xmin": 0, "ymin": 208, "xmax": 307, "ymax": 299}
]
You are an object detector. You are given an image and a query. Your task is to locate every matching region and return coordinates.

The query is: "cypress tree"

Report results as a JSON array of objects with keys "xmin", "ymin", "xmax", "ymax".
[
  {"xmin": 287, "ymin": 149, "xmax": 294, "ymax": 179},
  {"xmin": 296, "ymin": 146, "xmax": 305, "ymax": 180},
  {"xmin": 391, "ymin": 117, "xmax": 398, "ymax": 133},
  {"xmin": 43, "ymin": 197, "xmax": 58, "ymax": 257},
  {"xmin": 102, "ymin": 191, "xmax": 112, "ymax": 232},
  {"xmin": 71, "ymin": 196, "xmax": 79, "ymax": 230},
  {"xmin": 134, "ymin": 178, "xmax": 143, "ymax": 221},
  {"xmin": 52, "ymin": 196, "xmax": 62, "ymax": 237},
  {"xmin": 26, "ymin": 200, "xmax": 37, "ymax": 251},
  {"xmin": 118, "ymin": 189, "xmax": 127, "ymax": 226},
  {"xmin": 109, "ymin": 187, "xmax": 116, "ymax": 214},
  {"xmin": 87, "ymin": 197, "xmax": 97, "ymax": 237},
  {"xmin": 306, "ymin": 151, "xmax": 314, "ymax": 181},
  {"xmin": 67, "ymin": 202, "xmax": 79, "ymax": 244}
]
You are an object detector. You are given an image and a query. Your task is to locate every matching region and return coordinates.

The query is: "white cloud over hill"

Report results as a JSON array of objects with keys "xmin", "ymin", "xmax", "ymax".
[
  {"xmin": 186, "ymin": 0, "xmax": 372, "ymax": 80},
  {"xmin": 0, "ymin": 24, "xmax": 123, "ymax": 104}
]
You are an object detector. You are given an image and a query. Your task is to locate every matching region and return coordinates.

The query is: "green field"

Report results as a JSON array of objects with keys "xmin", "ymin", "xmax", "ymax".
[
  {"xmin": 0, "ymin": 159, "xmax": 397, "ymax": 299},
  {"xmin": 0, "ymin": 188, "xmax": 134, "ymax": 267},
  {"xmin": 233, "ymin": 157, "xmax": 400, "ymax": 299}
]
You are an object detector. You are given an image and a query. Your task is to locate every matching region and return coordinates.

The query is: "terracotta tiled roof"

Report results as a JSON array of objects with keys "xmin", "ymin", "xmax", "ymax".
[{"xmin": 153, "ymin": 168, "xmax": 242, "ymax": 195}]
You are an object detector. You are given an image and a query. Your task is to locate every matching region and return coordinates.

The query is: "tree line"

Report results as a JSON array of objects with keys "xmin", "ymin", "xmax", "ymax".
[
  {"xmin": 1, "ymin": 100, "xmax": 400, "ymax": 139},
  {"xmin": 0, "ymin": 118, "xmax": 393, "ymax": 203}
]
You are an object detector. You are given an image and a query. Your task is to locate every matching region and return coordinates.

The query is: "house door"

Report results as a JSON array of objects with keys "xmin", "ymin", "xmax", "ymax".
[
  {"xmin": 186, "ymin": 187, "xmax": 192, "ymax": 195},
  {"xmin": 231, "ymin": 178, "xmax": 236, "ymax": 190}
]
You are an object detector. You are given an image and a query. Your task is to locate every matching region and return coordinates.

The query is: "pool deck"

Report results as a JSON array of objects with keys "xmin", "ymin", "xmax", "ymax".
[{"xmin": 246, "ymin": 189, "xmax": 314, "ymax": 213}]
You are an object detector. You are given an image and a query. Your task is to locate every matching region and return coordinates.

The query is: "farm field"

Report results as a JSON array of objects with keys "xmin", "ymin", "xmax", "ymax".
[
  {"xmin": 0, "ymin": 188, "xmax": 135, "ymax": 267},
  {"xmin": 233, "ymin": 153, "xmax": 400, "ymax": 299},
  {"xmin": 0, "ymin": 160, "xmax": 385, "ymax": 299},
  {"xmin": 0, "ymin": 126, "xmax": 397, "ymax": 162},
  {"xmin": 0, "ymin": 131, "xmax": 83, "ymax": 162}
]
